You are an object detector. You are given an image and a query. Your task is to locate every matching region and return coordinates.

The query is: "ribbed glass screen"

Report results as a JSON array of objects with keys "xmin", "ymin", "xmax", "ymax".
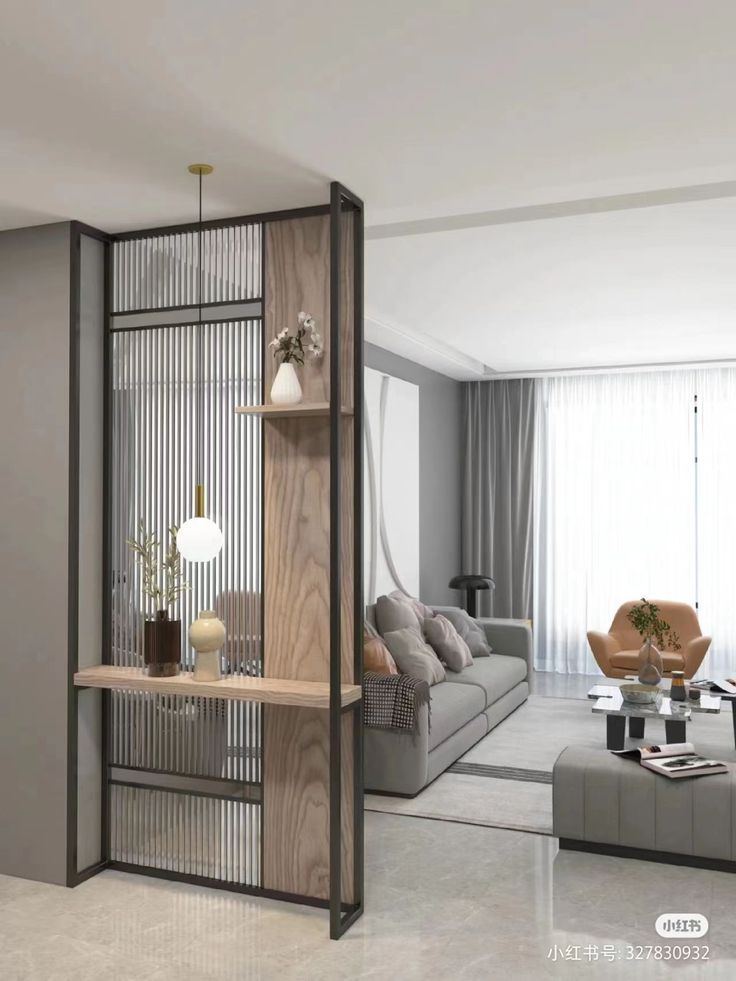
[
  {"xmin": 112, "ymin": 225, "xmax": 261, "ymax": 311},
  {"xmin": 109, "ymin": 225, "xmax": 263, "ymax": 887}
]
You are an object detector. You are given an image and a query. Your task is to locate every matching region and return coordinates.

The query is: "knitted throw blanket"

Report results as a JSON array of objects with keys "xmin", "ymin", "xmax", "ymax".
[{"xmin": 363, "ymin": 671, "xmax": 430, "ymax": 733}]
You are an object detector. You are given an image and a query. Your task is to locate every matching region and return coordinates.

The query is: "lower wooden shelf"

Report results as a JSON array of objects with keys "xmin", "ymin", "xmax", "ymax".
[{"xmin": 74, "ymin": 664, "xmax": 361, "ymax": 709}]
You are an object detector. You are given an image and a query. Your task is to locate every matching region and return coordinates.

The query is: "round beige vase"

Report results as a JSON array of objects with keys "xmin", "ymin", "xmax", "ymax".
[
  {"xmin": 190, "ymin": 610, "xmax": 226, "ymax": 682},
  {"xmin": 638, "ymin": 637, "xmax": 663, "ymax": 686}
]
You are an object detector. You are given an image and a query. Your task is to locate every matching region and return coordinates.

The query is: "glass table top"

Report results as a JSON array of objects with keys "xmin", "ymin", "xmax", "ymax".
[{"xmin": 589, "ymin": 684, "xmax": 721, "ymax": 718}]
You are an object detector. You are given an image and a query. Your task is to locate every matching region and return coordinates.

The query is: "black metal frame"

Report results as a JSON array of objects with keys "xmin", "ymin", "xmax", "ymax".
[
  {"xmin": 67, "ymin": 221, "xmax": 114, "ymax": 888},
  {"xmin": 67, "ymin": 196, "xmax": 365, "ymax": 938},
  {"xmin": 328, "ymin": 182, "xmax": 365, "ymax": 938}
]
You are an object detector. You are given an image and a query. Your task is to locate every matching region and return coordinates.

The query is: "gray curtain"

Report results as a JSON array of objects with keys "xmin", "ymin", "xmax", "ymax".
[{"xmin": 462, "ymin": 380, "xmax": 535, "ymax": 619}]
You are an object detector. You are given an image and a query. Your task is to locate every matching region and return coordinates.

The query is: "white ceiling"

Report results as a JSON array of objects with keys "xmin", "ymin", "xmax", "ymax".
[
  {"xmin": 366, "ymin": 197, "xmax": 736, "ymax": 376},
  {"xmin": 3, "ymin": 1, "xmax": 736, "ymax": 372}
]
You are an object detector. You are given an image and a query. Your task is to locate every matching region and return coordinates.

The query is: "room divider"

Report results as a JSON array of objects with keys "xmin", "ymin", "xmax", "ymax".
[{"xmin": 72, "ymin": 183, "xmax": 364, "ymax": 938}]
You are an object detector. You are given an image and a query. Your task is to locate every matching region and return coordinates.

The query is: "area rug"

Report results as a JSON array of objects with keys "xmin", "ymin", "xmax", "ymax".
[{"xmin": 365, "ymin": 694, "xmax": 736, "ymax": 834}]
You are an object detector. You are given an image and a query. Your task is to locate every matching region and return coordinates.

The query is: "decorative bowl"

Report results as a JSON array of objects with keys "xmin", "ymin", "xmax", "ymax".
[{"xmin": 620, "ymin": 683, "xmax": 660, "ymax": 705}]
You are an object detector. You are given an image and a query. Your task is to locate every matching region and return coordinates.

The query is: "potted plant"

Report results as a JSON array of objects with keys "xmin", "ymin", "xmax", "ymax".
[
  {"xmin": 627, "ymin": 598, "xmax": 681, "ymax": 686},
  {"xmin": 268, "ymin": 311, "xmax": 323, "ymax": 404},
  {"xmin": 127, "ymin": 522, "xmax": 189, "ymax": 677}
]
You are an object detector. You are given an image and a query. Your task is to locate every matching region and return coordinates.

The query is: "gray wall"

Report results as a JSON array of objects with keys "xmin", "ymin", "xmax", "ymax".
[
  {"xmin": 0, "ymin": 223, "xmax": 72, "ymax": 885},
  {"xmin": 0, "ymin": 224, "xmax": 105, "ymax": 885},
  {"xmin": 365, "ymin": 343, "xmax": 462, "ymax": 606}
]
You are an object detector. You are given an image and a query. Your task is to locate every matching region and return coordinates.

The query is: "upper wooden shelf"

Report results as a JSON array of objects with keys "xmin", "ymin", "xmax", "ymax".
[
  {"xmin": 74, "ymin": 665, "xmax": 362, "ymax": 709},
  {"xmin": 235, "ymin": 403, "xmax": 353, "ymax": 418}
]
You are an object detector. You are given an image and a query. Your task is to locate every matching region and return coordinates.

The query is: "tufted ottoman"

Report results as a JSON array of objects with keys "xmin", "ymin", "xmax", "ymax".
[{"xmin": 553, "ymin": 745, "xmax": 736, "ymax": 871}]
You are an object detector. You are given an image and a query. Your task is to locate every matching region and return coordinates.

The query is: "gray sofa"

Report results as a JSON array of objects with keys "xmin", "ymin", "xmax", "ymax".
[{"xmin": 365, "ymin": 606, "xmax": 533, "ymax": 796}]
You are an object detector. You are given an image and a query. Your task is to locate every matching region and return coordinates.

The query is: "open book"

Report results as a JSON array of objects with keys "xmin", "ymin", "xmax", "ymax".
[
  {"xmin": 613, "ymin": 742, "xmax": 728, "ymax": 779},
  {"xmin": 691, "ymin": 678, "xmax": 736, "ymax": 696}
]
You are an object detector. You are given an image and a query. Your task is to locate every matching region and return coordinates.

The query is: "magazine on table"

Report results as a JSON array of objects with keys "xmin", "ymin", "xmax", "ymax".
[
  {"xmin": 690, "ymin": 678, "xmax": 736, "ymax": 696},
  {"xmin": 612, "ymin": 742, "xmax": 729, "ymax": 779}
]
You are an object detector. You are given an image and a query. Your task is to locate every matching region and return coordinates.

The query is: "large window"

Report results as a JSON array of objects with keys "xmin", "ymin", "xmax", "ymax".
[{"xmin": 533, "ymin": 368, "xmax": 736, "ymax": 676}]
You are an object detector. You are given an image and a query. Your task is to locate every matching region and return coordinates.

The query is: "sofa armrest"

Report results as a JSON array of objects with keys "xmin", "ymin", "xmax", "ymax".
[
  {"xmin": 364, "ymin": 698, "xmax": 429, "ymax": 795},
  {"xmin": 476, "ymin": 617, "xmax": 533, "ymax": 689},
  {"xmin": 683, "ymin": 635, "xmax": 712, "ymax": 678}
]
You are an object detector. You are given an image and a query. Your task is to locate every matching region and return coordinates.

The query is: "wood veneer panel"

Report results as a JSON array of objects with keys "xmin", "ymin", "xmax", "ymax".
[
  {"xmin": 264, "ymin": 217, "xmax": 330, "ymax": 401},
  {"xmin": 262, "ymin": 707, "xmax": 355, "ymax": 903},
  {"xmin": 264, "ymin": 417, "xmax": 331, "ymax": 680},
  {"xmin": 262, "ymin": 210, "xmax": 357, "ymax": 903},
  {"xmin": 263, "ymin": 706, "xmax": 330, "ymax": 898},
  {"xmin": 340, "ymin": 710, "xmax": 355, "ymax": 902}
]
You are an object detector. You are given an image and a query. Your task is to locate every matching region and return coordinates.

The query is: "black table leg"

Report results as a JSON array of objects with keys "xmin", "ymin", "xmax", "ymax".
[
  {"xmin": 665, "ymin": 719, "xmax": 687, "ymax": 743},
  {"xmin": 629, "ymin": 716, "xmax": 645, "ymax": 739},
  {"xmin": 731, "ymin": 702, "xmax": 736, "ymax": 750},
  {"xmin": 607, "ymin": 715, "xmax": 626, "ymax": 750}
]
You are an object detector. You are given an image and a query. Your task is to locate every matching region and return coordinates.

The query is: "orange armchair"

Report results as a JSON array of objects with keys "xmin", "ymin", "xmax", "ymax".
[{"xmin": 587, "ymin": 600, "xmax": 711, "ymax": 679}]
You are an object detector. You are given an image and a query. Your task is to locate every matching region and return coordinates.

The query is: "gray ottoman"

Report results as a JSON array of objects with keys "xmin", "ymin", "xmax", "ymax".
[{"xmin": 553, "ymin": 745, "xmax": 736, "ymax": 871}]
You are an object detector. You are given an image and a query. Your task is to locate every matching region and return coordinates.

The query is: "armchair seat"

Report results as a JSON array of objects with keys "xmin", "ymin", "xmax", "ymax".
[
  {"xmin": 587, "ymin": 600, "xmax": 711, "ymax": 680},
  {"xmin": 609, "ymin": 649, "xmax": 685, "ymax": 673}
]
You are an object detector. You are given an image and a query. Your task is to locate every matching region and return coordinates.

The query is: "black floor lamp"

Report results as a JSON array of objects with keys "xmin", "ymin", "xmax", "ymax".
[{"xmin": 448, "ymin": 575, "xmax": 495, "ymax": 618}]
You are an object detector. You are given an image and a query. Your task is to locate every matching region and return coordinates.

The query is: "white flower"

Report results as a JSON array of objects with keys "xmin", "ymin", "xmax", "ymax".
[
  {"xmin": 304, "ymin": 317, "xmax": 315, "ymax": 331},
  {"xmin": 277, "ymin": 327, "xmax": 289, "ymax": 339},
  {"xmin": 297, "ymin": 311, "xmax": 308, "ymax": 325},
  {"xmin": 268, "ymin": 338, "xmax": 279, "ymax": 348}
]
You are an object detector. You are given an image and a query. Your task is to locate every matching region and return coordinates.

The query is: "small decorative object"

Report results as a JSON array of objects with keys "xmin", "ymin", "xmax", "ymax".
[
  {"xmin": 190, "ymin": 610, "xmax": 226, "ymax": 682},
  {"xmin": 127, "ymin": 522, "xmax": 189, "ymax": 677},
  {"xmin": 627, "ymin": 598, "xmax": 681, "ymax": 686},
  {"xmin": 620, "ymin": 682, "xmax": 659, "ymax": 705},
  {"xmin": 670, "ymin": 670, "xmax": 687, "ymax": 701},
  {"xmin": 689, "ymin": 687, "xmax": 701, "ymax": 702},
  {"xmin": 638, "ymin": 639, "xmax": 663, "ymax": 686},
  {"xmin": 269, "ymin": 311, "xmax": 323, "ymax": 405}
]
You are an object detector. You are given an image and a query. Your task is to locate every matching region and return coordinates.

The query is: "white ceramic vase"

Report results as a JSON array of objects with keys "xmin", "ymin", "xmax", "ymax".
[
  {"xmin": 270, "ymin": 362, "xmax": 302, "ymax": 405},
  {"xmin": 190, "ymin": 610, "xmax": 226, "ymax": 682}
]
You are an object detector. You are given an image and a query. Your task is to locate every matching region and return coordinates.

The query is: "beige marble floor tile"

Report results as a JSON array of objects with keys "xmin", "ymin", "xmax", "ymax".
[{"xmin": 2, "ymin": 812, "xmax": 735, "ymax": 980}]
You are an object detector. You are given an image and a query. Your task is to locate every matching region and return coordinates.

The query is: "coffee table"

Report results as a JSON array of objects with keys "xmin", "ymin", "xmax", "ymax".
[{"xmin": 587, "ymin": 684, "xmax": 721, "ymax": 750}]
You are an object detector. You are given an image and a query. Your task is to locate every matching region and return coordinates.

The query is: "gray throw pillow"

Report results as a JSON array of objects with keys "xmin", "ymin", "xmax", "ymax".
[
  {"xmin": 375, "ymin": 593, "xmax": 422, "ymax": 635},
  {"xmin": 383, "ymin": 626, "xmax": 446, "ymax": 686},
  {"xmin": 424, "ymin": 615, "xmax": 473, "ymax": 672},
  {"xmin": 436, "ymin": 608, "xmax": 492, "ymax": 657}
]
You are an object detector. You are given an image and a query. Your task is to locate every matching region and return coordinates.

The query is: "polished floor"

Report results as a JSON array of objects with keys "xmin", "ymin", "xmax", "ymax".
[
  {"xmin": 2, "ymin": 810, "xmax": 736, "ymax": 980},
  {"xmin": 534, "ymin": 670, "xmax": 604, "ymax": 699}
]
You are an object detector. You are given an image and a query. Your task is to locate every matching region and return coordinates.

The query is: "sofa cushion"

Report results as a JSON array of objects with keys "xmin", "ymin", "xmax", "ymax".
[
  {"xmin": 383, "ymin": 627, "xmax": 446, "ymax": 685},
  {"xmin": 424, "ymin": 615, "xmax": 473, "ymax": 672},
  {"xmin": 428, "ymin": 681, "xmax": 486, "ymax": 751},
  {"xmin": 444, "ymin": 655, "xmax": 527, "ymax": 708},
  {"xmin": 376, "ymin": 593, "xmax": 422, "ymax": 635},
  {"xmin": 364, "ymin": 629, "xmax": 398, "ymax": 675},
  {"xmin": 610, "ymin": 649, "xmax": 685, "ymax": 672},
  {"xmin": 435, "ymin": 607, "xmax": 492, "ymax": 657}
]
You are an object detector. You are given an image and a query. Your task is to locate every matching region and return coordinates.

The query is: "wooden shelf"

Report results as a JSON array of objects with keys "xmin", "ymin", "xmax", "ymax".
[
  {"xmin": 74, "ymin": 665, "xmax": 361, "ymax": 709},
  {"xmin": 235, "ymin": 402, "xmax": 353, "ymax": 418}
]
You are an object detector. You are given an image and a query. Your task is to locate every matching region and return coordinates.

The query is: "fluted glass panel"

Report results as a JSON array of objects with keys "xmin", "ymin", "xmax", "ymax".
[
  {"xmin": 112, "ymin": 225, "xmax": 261, "ymax": 312},
  {"xmin": 108, "ymin": 236, "xmax": 262, "ymax": 886}
]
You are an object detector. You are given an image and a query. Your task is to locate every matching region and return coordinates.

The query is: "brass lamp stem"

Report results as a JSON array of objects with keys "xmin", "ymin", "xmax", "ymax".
[{"xmin": 195, "ymin": 484, "xmax": 205, "ymax": 518}]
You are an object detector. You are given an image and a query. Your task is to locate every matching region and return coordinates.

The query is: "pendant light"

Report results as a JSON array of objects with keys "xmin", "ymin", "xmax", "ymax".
[{"xmin": 177, "ymin": 163, "xmax": 224, "ymax": 564}]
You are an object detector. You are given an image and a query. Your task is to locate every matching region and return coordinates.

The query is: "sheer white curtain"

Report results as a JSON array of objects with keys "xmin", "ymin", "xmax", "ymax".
[
  {"xmin": 694, "ymin": 368, "xmax": 736, "ymax": 675},
  {"xmin": 533, "ymin": 371, "xmax": 697, "ymax": 674}
]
